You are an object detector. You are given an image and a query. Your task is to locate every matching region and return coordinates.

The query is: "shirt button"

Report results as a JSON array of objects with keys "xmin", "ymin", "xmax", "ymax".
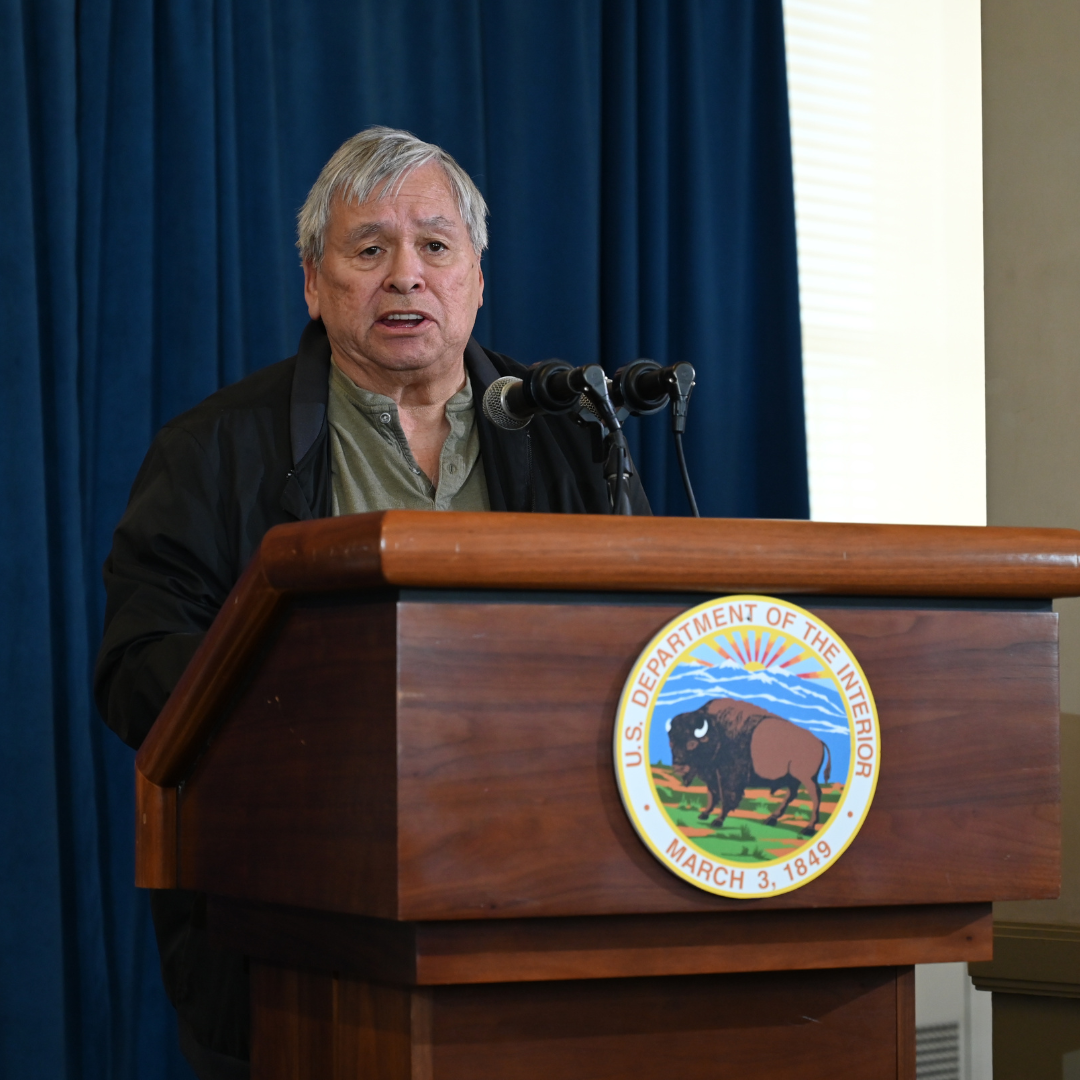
[
  {"xmin": 412, "ymin": 466, "xmax": 421, "ymax": 474},
  {"xmin": 448, "ymin": 464, "xmax": 457, "ymax": 474},
  {"xmin": 379, "ymin": 412, "xmax": 391, "ymax": 424}
]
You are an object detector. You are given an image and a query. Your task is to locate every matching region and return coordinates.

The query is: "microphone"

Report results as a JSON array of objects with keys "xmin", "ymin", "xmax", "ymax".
[
  {"xmin": 483, "ymin": 361, "xmax": 608, "ymax": 431},
  {"xmin": 483, "ymin": 376, "xmax": 533, "ymax": 431},
  {"xmin": 610, "ymin": 360, "xmax": 696, "ymax": 417},
  {"xmin": 611, "ymin": 358, "xmax": 700, "ymax": 516}
]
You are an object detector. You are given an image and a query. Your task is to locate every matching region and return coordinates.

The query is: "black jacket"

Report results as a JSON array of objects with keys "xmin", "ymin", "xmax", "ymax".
[{"xmin": 94, "ymin": 320, "xmax": 649, "ymax": 1070}]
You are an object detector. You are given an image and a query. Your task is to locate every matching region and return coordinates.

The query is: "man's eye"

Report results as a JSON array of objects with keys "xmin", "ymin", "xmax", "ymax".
[
  {"xmin": 360, "ymin": 246, "xmax": 381, "ymax": 257},
  {"xmin": 427, "ymin": 241, "xmax": 446, "ymax": 253}
]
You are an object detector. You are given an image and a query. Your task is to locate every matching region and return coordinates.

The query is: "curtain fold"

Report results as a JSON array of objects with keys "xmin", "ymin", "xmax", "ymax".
[{"xmin": 1, "ymin": 2, "xmax": 805, "ymax": 1076}]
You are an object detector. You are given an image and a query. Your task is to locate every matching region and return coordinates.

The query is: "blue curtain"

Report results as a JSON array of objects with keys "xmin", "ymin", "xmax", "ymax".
[{"xmin": 1, "ymin": 1, "xmax": 805, "ymax": 1077}]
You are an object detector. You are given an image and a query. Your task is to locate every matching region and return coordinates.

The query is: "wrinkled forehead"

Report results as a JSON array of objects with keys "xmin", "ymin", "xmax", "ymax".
[{"xmin": 331, "ymin": 164, "xmax": 463, "ymax": 230}]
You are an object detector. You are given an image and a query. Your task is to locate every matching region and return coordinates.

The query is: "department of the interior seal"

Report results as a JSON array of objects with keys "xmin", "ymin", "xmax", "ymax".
[{"xmin": 614, "ymin": 596, "xmax": 880, "ymax": 898}]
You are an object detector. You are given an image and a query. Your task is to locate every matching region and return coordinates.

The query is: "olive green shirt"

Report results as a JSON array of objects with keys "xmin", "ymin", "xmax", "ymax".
[{"xmin": 327, "ymin": 361, "xmax": 490, "ymax": 515}]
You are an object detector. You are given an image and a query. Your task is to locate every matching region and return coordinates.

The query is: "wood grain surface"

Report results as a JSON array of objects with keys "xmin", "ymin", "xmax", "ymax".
[
  {"xmin": 251, "ymin": 963, "xmax": 911, "ymax": 1080},
  {"xmin": 393, "ymin": 602, "xmax": 1059, "ymax": 917},
  {"xmin": 138, "ymin": 511, "xmax": 1080, "ymax": 786},
  {"xmin": 138, "ymin": 557, "xmax": 285, "ymax": 785},
  {"xmin": 251, "ymin": 964, "xmax": 422, "ymax": 1080},
  {"xmin": 897, "ymin": 966, "xmax": 916, "ymax": 1080},
  {"xmin": 180, "ymin": 598, "xmax": 401, "ymax": 919},
  {"xmin": 209, "ymin": 897, "xmax": 990, "ymax": 985},
  {"xmin": 134, "ymin": 766, "xmax": 176, "ymax": 888},
  {"xmin": 257, "ymin": 511, "xmax": 1080, "ymax": 598},
  {"xmin": 177, "ymin": 597, "xmax": 1059, "ymax": 918}
]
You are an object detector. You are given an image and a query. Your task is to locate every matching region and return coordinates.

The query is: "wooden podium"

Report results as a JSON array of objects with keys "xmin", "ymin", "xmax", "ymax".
[{"xmin": 134, "ymin": 512, "xmax": 1074, "ymax": 1079}]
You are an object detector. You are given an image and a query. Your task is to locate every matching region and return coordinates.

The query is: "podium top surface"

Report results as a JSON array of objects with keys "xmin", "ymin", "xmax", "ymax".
[
  {"xmin": 137, "ymin": 511, "xmax": 1080, "ymax": 784},
  {"xmin": 253, "ymin": 511, "xmax": 1080, "ymax": 598}
]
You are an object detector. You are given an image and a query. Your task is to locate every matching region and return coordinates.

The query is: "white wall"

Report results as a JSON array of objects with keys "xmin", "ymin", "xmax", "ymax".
[
  {"xmin": 784, "ymin": 3, "xmax": 990, "ymax": 1075},
  {"xmin": 785, "ymin": 0, "xmax": 985, "ymax": 527}
]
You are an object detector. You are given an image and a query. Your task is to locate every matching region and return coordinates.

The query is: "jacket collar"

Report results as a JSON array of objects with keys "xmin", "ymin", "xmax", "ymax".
[
  {"xmin": 464, "ymin": 338, "xmax": 533, "ymax": 512},
  {"xmin": 463, "ymin": 336, "xmax": 501, "ymax": 392},
  {"xmin": 290, "ymin": 319, "xmax": 333, "ymax": 468}
]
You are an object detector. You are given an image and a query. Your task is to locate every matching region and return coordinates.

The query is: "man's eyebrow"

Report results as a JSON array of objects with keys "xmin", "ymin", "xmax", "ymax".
[
  {"xmin": 342, "ymin": 216, "xmax": 459, "ymax": 246},
  {"xmin": 416, "ymin": 215, "xmax": 458, "ymax": 232},
  {"xmin": 343, "ymin": 222, "xmax": 385, "ymax": 245}
]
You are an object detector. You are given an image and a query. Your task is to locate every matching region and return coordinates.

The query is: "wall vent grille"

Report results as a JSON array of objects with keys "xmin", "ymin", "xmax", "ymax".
[{"xmin": 916, "ymin": 1021, "xmax": 960, "ymax": 1080}]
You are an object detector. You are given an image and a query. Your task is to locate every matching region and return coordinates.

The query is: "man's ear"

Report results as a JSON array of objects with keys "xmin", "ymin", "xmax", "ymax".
[
  {"xmin": 303, "ymin": 258, "xmax": 321, "ymax": 320},
  {"xmin": 477, "ymin": 263, "xmax": 485, "ymax": 310}
]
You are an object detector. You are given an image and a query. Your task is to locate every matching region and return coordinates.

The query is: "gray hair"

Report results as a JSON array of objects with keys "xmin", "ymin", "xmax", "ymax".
[{"xmin": 296, "ymin": 126, "xmax": 489, "ymax": 265}]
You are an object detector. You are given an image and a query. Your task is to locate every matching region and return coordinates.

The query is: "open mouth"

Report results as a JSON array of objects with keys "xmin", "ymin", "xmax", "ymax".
[{"xmin": 378, "ymin": 312, "xmax": 427, "ymax": 330}]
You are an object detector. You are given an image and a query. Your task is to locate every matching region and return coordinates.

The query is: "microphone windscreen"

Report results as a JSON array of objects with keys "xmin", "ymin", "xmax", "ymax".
[{"xmin": 482, "ymin": 376, "xmax": 532, "ymax": 431}]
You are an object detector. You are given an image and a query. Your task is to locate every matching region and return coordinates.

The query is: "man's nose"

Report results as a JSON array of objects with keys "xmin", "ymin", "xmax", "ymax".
[{"xmin": 384, "ymin": 246, "xmax": 424, "ymax": 293}]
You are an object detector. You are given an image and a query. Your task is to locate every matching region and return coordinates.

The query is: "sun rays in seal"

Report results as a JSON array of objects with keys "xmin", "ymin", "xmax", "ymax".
[{"xmin": 691, "ymin": 628, "xmax": 832, "ymax": 680}]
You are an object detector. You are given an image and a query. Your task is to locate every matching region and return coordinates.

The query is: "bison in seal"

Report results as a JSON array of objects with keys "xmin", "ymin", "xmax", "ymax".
[{"xmin": 666, "ymin": 697, "xmax": 831, "ymax": 836}]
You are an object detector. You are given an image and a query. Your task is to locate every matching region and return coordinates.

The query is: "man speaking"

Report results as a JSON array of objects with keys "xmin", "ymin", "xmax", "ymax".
[{"xmin": 95, "ymin": 127, "xmax": 649, "ymax": 1077}]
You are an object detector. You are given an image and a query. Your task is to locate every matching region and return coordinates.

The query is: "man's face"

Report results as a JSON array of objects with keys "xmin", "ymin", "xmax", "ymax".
[{"xmin": 303, "ymin": 163, "xmax": 484, "ymax": 383}]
